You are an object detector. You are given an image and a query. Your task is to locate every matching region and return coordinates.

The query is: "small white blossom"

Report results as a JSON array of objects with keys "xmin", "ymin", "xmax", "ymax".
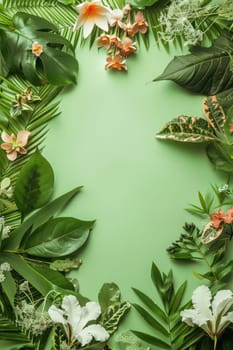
[
  {"xmin": 0, "ymin": 262, "xmax": 11, "ymax": 272},
  {"xmin": 181, "ymin": 285, "xmax": 233, "ymax": 339},
  {"xmin": 48, "ymin": 295, "xmax": 109, "ymax": 347},
  {"xmin": 0, "ymin": 177, "xmax": 13, "ymax": 199},
  {"xmin": 0, "ymin": 271, "xmax": 6, "ymax": 283},
  {"xmin": 218, "ymin": 184, "xmax": 230, "ymax": 193},
  {"xmin": 0, "ymin": 217, "xmax": 11, "ymax": 240}
]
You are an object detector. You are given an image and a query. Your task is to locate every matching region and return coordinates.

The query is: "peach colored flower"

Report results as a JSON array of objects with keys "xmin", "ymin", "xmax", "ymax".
[
  {"xmin": 73, "ymin": 0, "xmax": 112, "ymax": 38},
  {"xmin": 229, "ymin": 124, "xmax": 233, "ymax": 133},
  {"xmin": 118, "ymin": 21, "xmax": 137, "ymax": 36},
  {"xmin": 32, "ymin": 42, "xmax": 43, "ymax": 57},
  {"xmin": 223, "ymin": 208, "xmax": 233, "ymax": 224},
  {"xmin": 210, "ymin": 209, "xmax": 225, "ymax": 229},
  {"xmin": 134, "ymin": 11, "xmax": 148, "ymax": 34},
  {"xmin": 96, "ymin": 34, "xmax": 111, "ymax": 49},
  {"xmin": 109, "ymin": 9, "xmax": 123, "ymax": 27},
  {"xmin": 120, "ymin": 37, "xmax": 137, "ymax": 57},
  {"xmin": 105, "ymin": 54, "xmax": 127, "ymax": 71},
  {"xmin": 110, "ymin": 35, "xmax": 122, "ymax": 48},
  {"xmin": 1, "ymin": 130, "xmax": 31, "ymax": 161},
  {"xmin": 122, "ymin": 4, "xmax": 131, "ymax": 14}
]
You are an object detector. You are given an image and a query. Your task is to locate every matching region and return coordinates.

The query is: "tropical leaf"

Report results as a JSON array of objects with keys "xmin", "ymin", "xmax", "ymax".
[
  {"xmin": 156, "ymin": 115, "xmax": 217, "ymax": 143},
  {"xmin": 154, "ymin": 32, "xmax": 233, "ymax": 95},
  {"xmin": 203, "ymin": 96, "xmax": 227, "ymax": 134},
  {"xmin": 101, "ymin": 301, "xmax": 131, "ymax": 334},
  {"xmin": 206, "ymin": 142, "xmax": 233, "ymax": 173},
  {"xmin": 23, "ymin": 217, "xmax": 94, "ymax": 257},
  {"xmin": 128, "ymin": 0, "xmax": 161, "ymax": 9},
  {"xmin": 14, "ymin": 150, "xmax": 54, "ymax": 218},
  {"xmin": 98, "ymin": 283, "xmax": 121, "ymax": 312},
  {"xmin": 0, "ymin": 12, "xmax": 79, "ymax": 85},
  {"xmin": 3, "ymin": 186, "xmax": 82, "ymax": 250}
]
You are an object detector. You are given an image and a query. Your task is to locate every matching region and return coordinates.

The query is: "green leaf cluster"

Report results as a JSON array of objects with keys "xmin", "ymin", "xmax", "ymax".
[
  {"xmin": 167, "ymin": 223, "xmax": 233, "ymax": 288},
  {"xmin": 0, "ymin": 12, "xmax": 79, "ymax": 86},
  {"xmin": 132, "ymin": 262, "xmax": 203, "ymax": 350}
]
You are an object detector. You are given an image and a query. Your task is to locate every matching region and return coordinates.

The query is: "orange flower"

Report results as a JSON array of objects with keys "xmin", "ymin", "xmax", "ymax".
[
  {"xmin": 118, "ymin": 22, "xmax": 137, "ymax": 36},
  {"xmin": 1, "ymin": 130, "xmax": 31, "ymax": 161},
  {"xmin": 210, "ymin": 209, "xmax": 225, "ymax": 228},
  {"xmin": 32, "ymin": 42, "xmax": 43, "ymax": 57},
  {"xmin": 96, "ymin": 34, "xmax": 111, "ymax": 49},
  {"xmin": 134, "ymin": 11, "xmax": 148, "ymax": 34},
  {"xmin": 223, "ymin": 208, "xmax": 233, "ymax": 224},
  {"xmin": 120, "ymin": 37, "xmax": 137, "ymax": 57},
  {"xmin": 105, "ymin": 54, "xmax": 127, "ymax": 71},
  {"xmin": 110, "ymin": 35, "xmax": 122, "ymax": 48},
  {"xmin": 73, "ymin": 0, "xmax": 112, "ymax": 38}
]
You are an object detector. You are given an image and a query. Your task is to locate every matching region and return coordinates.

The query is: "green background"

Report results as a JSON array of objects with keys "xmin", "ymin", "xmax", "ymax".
[{"xmin": 42, "ymin": 41, "xmax": 226, "ymax": 347}]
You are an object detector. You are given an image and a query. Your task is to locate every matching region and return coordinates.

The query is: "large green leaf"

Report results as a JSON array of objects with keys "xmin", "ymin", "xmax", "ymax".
[
  {"xmin": 14, "ymin": 150, "xmax": 54, "ymax": 218},
  {"xmin": 23, "ymin": 217, "xmax": 94, "ymax": 257},
  {"xmin": 1, "ymin": 12, "xmax": 78, "ymax": 85},
  {"xmin": 154, "ymin": 32, "xmax": 233, "ymax": 95},
  {"xmin": 206, "ymin": 142, "xmax": 233, "ymax": 173},
  {"xmin": 3, "ymin": 186, "xmax": 82, "ymax": 250},
  {"xmin": 203, "ymin": 96, "xmax": 227, "ymax": 134},
  {"xmin": 131, "ymin": 331, "xmax": 170, "ymax": 349},
  {"xmin": 156, "ymin": 116, "xmax": 217, "ymax": 142}
]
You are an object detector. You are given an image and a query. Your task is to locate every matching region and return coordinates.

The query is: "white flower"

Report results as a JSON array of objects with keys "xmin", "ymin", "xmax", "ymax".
[
  {"xmin": 0, "ymin": 262, "xmax": 11, "ymax": 272},
  {"xmin": 48, "ymin": 295, "xmax": 109, "ymax": 347},
  {"xmin": 73, "ymin": 0, "xmax": 112, "ymax": 39},
  {"xmin": 0, "ymin": 216, "xmax": 11, "ymax": 240},
  {"xmin": 0, "ymin": 271, "xmax": 5, "ymax": 283},
  {"xmin": 181, "ymin": 285, "xmax": 233, "ymax": 338}
]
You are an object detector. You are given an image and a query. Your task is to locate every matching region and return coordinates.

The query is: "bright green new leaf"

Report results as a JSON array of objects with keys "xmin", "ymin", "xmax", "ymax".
[
  {"xmin": 23, "ymin": 217, "xmax": 94, "ymax": 257},
  {"xmin": 14, "ymin": 150, "xmax": 54, "ymax": 218},
  {"xmin": 0, "ymin": 12, "xmax": 78, "ymax": 85},
  {"xmin": 101, "ymin": 301, "xmax": 131, "ymax": 335},
  {"xmin": 156, "ymin": 116, "xmax": 218, "ymax": 143},
  {"xmin": 154, "ymin": 32, "xmax": 233, "ymax": 95}
]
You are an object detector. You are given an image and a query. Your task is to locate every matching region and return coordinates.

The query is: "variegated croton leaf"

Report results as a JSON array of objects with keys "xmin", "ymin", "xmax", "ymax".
[
  {"xmin": 156, "ymin": 96, "xmax": 229, "ymax": 144},
  {"xmin": 156, "ymin": 115, "xmax": 217, "ymax": 143}
]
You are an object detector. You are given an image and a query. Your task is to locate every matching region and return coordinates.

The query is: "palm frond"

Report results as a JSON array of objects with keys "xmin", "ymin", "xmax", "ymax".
[
  {"xmin": 0, "ymin": 76, "xmax": 62, "ymax": 225},
  {"xmin": 2, "ymin": 0, "xmax": 81, "ymax": 47}
]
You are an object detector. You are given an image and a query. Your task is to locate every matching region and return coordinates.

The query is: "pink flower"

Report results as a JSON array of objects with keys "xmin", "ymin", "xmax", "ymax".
[
  {"xmin": 1, "ymin": 130, "xmax": 31, "ymax": 161},
  {"xmin": 73, "ymin": 0, "xmax": 112, "ymax": 38}
]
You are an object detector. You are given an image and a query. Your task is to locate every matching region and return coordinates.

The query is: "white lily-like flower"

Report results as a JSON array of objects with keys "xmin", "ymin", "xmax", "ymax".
[
  {"xmin": 180, "ymin": 285, "xmax": 233, "ymax": 340},
  {"xmin": 48, "ymin": 295, "xmax": 109, "ymax": 347},
  {"xmin": 73, "ymin": 0, "xmax": 112, "ymax": 39}
]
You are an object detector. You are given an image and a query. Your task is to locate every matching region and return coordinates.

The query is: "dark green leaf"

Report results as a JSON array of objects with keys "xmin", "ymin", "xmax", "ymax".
[
  {"xmin": 131, "ymin": 330, "xmax": 169, "ymax": 349},
  {"xmin": 154, "ymin": 32, "xmax": 233, "ymax": 95},
  {"xmin": 217, "ymin": 88, "xmax": 233, "ymax": 110},
  {"xmin": 23, "ymin": 217, "xmax": 94, "ymax": 257},
  {"xmin": 203, "ymin": 96, "xmax": 227, "ymax": 134},
  {"xmin": 2, "ymin": 12, "xmax": 78, "ymax": 85},
  {"xmin": 98, "ymin": 283, "xmax": 121, "ymax": 312},
  {"xmin": 156, "ymin": 116, "xmax": 217, "ymax": 143},
  {"xmin": 14, "ymin": 150, "xmax": 54, "ymax": 217},
  {"xmin": 128, "ymin": 0, "xmax": 160, "ymax": 9},
  {"xmin": 206, "ymin": 142, "xmax": 233, "ymax": 173},
  {"xmin": 170, "ymin": 281, "xmax": 187, "ymax": 314},
  {"xmin": 3, "ymin": 186, "xmax": 82, "ymax": 250},
  {"xmin": 1, "ymin": 272, "xmax": 17, "ymax": 310}
]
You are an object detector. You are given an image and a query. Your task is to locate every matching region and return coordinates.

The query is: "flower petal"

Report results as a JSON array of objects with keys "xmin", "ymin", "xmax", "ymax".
[
  {"xmin": 48, "ymin": 305, "xmax": 66, "ymax": 325},
  {"xmin": 217, "ymin": 311, "xmax": 233, "ymax": 335},
  {"xmin": 76, "ymin": 324, "xmax": 109, "ymax": 346},
  {"xmin": 6, "ymin": 151, "xmax": 17, "ymax": 161},
  {"xmin": 192, "ymin": 285, "xmax": 212, "ymax": 322},
  {"xmin": 95, "ymin": 16, "xmax": 109, "ymax": 32},
  {"xmin": 62, "ymin": 295, "xmax": 82, "ymax": 330},
  {"xmin": 77, "ymin": 301, "xmax": 101, "ymax": 332},
  {"xmin": 212, "ymin": 289, "xmax": 233, "ymax": 317},
  {"xmin": 83, "ymin": 20, "xmax": 95, "ymax": 38},
  {"xmin": 16, "ymin": 130, "xmax": 30, "ymax": 147},
  {"xmin": 180, "ymin": 309, "xmax": 198, "ymax": 326},
  {"xmin": 1, "ymin": 131, "xmax": 14, "ymax": 143}
]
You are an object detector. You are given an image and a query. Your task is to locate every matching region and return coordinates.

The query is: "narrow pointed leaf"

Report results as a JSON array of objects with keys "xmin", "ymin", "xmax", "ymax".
[
  {"xmin": 170, "ymin": 281, "xmax": 187, "ymax": 314},
  {"xmin": 131, "ymin": 330, "xmax": 170, "ymax": 349}
]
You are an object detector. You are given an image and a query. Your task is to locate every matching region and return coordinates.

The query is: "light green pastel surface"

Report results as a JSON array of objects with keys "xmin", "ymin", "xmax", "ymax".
[
  {"xmin": 1, "ymin": 41, "xmax": 227, "ymax": 349},
  {"xmin": 43, "ymin": 42, "xmax": 226, "ymax": 347}
]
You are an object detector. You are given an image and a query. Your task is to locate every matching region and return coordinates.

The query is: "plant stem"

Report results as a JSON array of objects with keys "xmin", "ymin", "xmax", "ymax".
[{"xmin": 213, "ymin": 335, "xmax": 217, "ymax": 350}]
